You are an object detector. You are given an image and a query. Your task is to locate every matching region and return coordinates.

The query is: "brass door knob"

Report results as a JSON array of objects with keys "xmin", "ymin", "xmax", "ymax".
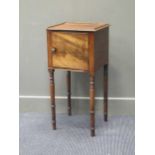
[{"xmin": 51, "ymin": 47, "xmax": 56, "ymax": 54}]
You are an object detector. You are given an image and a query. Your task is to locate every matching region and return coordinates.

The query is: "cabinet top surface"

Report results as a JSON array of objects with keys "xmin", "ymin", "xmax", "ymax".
[{"xmin": 47, "ymin": 22, "xmax": 109, "ymax": 32}]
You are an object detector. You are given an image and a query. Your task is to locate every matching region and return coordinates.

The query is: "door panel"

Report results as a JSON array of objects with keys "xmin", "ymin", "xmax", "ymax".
[{"xmin": 51, "ymin": 32, "xmax": 89, "ymax": 70}]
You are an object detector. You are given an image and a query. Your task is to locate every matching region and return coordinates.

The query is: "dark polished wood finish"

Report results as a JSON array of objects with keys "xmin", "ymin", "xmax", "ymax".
[
  {"xmin": 89, "ymin": 75, "xmax": 95, "ymax": 136},
  {"xmin": 104, "ymin": 64, "xmax": 108, "ymax": 121},
  {"xmin": 94, "ymin": 28, "xmax": 109, "ymax": 70},
  {"xmin": 67, "ymin": 71, "xmax": 71, "ymax": 116},
  {"xmin": 48, "ymin": 69, "xmax": 56, "ymax": 129},
  {"xmin": 47, "ymin": 22, "xmax": 109, "ymax": 137}
]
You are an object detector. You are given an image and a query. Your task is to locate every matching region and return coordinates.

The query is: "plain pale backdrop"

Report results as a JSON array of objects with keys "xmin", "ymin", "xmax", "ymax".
[{"xmin": 19, "ymin": 0, "xmax": 135, "ymax": 115}]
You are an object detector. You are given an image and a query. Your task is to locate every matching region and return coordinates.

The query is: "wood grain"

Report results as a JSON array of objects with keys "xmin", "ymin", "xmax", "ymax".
[
  {"xmin": 46, "ymin": 22, "xmax": 110, "ymax": 137},
  {"xmin": 47, "ymin": 22, "xmax": 109, "ymax": 32},
  {"xmin": 47, "ymin": 30, "xmax": 52, "ymax": 67},
  {"xmin": 50, "ymin": 32, "xmax": 89, "ymax": 70},
  {"xmin": 88, "ymin": 33, "xmax": 95, "ymax": 76}
]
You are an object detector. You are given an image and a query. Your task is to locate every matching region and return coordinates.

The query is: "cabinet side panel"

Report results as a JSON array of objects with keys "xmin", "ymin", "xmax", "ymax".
[{"xmin": 94, "ymin": 27, "xmax": 109, "ymax": 71}]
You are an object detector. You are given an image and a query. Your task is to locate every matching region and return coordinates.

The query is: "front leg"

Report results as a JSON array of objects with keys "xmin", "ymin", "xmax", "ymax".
[{"xmin": 49, "ymin": 69, "xmax": 56, "ymax": 129}]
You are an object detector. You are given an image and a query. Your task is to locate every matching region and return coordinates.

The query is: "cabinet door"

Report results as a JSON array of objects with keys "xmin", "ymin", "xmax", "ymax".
[{"xmin": 48, "ymin": 31, "xmax": 89, "ymax": 71}]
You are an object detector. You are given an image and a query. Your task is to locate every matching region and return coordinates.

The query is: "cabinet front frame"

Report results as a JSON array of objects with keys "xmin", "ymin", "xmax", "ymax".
[{"xmin": 47, "ymin": 30, "xmax": 91, "ymax": 72}]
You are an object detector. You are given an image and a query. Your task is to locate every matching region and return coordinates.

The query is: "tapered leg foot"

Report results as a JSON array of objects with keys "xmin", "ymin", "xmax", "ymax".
[
  {"xmin": 104, "ymin": 114, "xmax": 108, "ymax": 122},
  {"xmin": 91, "ymin": 128, "xmax": 95, "ymax": 137},
  {"xmin": 49, "ymin": 69, "xmax": 56, "ymax": 130},
  {"xmin": 90, "ymin": 75, "xmax": 95, "ymax": 137},
  {"xmin": 67, "ymin": 71, "xmax": 72, "ymax": 116},
  {"xmin": 103, "ymin": 64, "xmax": 108, "ymax": 122}
]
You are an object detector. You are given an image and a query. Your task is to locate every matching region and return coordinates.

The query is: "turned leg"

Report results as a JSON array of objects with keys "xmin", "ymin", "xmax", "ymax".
[
  {"xmin": 67, "ymin": 71, "xmax": 72, "ymax": 116},
  {"xmin": 104, "ymin": 64, "xmax": 108, "ymax": 121},
  {"xmin": 49, "ymin": 69, "xmax": 56, "ymax": 129},
  {"xmin": 89, "ymin": 75, "xmax": 95, "ymax": 137}
]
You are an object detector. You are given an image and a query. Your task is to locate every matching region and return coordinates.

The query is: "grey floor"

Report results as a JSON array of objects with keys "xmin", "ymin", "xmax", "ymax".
[{"xmin": 20, "ymin": 113, "xmax": 135, "ymax": 155}]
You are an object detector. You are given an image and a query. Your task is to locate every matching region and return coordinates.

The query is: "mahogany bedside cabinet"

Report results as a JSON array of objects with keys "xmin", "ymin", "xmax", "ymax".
[{"xmin": 46, "ymin": 22, "xmax": 109, "ymax": 137}]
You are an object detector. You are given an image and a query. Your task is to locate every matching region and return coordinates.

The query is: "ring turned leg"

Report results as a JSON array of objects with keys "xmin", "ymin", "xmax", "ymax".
[
  {"xmin": 104, "ymin": 64, "xmax": 108, "ymax": 121},
  {"xmin": 49, "ymin": 69, "xmax": 56, "ymax": 130},
  {"xmin": 67, "ymin": 71, "xmax": 72, "ymax": 116},
  {"xmin": 89, "ymin": 75, "xmax": 95, "ymax": 137}
]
